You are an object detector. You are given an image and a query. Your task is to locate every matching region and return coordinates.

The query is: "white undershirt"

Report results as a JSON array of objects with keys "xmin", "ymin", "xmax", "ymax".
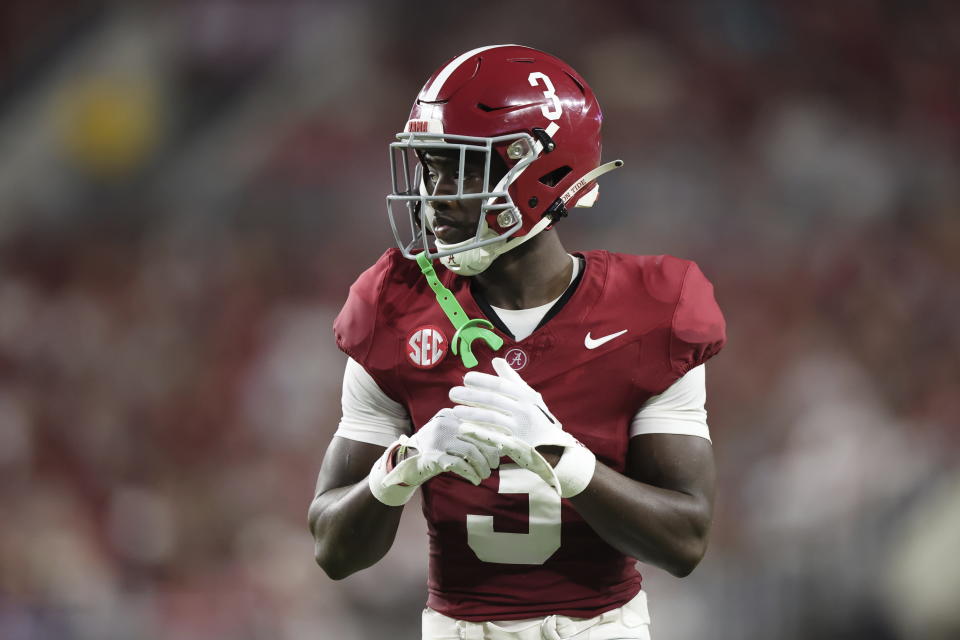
[
  {"xmin": 488, "ymin": 254, "xmax": 580, "ymax": 341},
  {"xmin": 334, "ymin": 254, "xmax": 711, "ymax": 445}
]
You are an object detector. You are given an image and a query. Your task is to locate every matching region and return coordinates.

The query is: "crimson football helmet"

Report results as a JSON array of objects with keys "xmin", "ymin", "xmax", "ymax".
[{"xmin": 387, "ymin": 44, "xmax": 622, "ymax": 275}]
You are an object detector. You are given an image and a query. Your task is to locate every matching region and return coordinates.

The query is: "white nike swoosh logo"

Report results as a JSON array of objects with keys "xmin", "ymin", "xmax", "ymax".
[{"xmin": 584, "ymin": 329, "xmax": 628, "ymax": 349}]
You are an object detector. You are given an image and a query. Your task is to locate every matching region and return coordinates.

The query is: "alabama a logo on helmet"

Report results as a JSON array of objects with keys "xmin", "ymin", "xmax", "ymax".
[{"xmin": 407, "ymin": 325, "xmax": 447, "ymax": 369}]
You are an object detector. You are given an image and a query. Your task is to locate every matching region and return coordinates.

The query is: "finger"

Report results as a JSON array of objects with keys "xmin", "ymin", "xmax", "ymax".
[
  {"xmin": 462, "ymin": 370, "xmax": 518, "ymax": 396},
  {"xmin": 425, "ymin": 411, "xmax": 458, "ymax": 443},
  {"xmin": 456, "ymin": 429, "xmax": 505, "ymax": 468},
  {"xmin": 525, "ymin": 456, "xmax": 561, "ymax": 494},
  {"xmin": 440, "ymin": 454, "xmax": 480, "ymax": 484},
  {"xmin": 452, "ymin": 441, "xmax": 492, "ymax": 480},
  {"xmin": 389, "ymin": 458, "xmax": 433, "ymax": 487},
  {"xmin": 492, "ymin": 357, "xmax": 527, "ymax": 386},
  {"xmin": 457, "ymin": 425, "xmax": 557, "ymax": 493},
  {"xmin": 449, "ymin": 386, "xmax": 517, "ymax": 414},
  {"xmin": 461, "ymin": 425, "xmax": 532, "ymax": 466},
  {"xmin": 459, "ymin": 423, "xmax": 514, "ymax": 449},
  {"xmin": 439, "ymin": 454, "xmax": 482, "ymax": 485},
  {"xmin": 472, "ymin": 436, "xmax": 503, "ymax": 469},
  {"xmin": 525, "ymin": 449, "xmax": 554, "ymax": 476},
  {"xmin": 452, "ymin": 405, "xmax": 515, "ymax": 433},
  {"xmin": 496, "ymin": 437, "xmax": 534, "ymax": 467},
  {"xmin": 381, "ymin": 464, "xmax": 406, "ymax": 487}
]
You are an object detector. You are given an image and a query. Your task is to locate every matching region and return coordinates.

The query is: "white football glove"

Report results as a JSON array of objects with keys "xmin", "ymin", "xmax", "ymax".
[
  {"xmin": 368, "ymin": 408, "xmax": 501, "ymax": 506},
  {"xmin": 449, "ymin": 358, "xmax": 596, "ymax": 498}
]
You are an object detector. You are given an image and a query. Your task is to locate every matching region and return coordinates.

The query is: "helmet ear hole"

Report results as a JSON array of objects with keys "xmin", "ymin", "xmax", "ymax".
[
  {"xmin": 488, "ymin": 149, "xmax": 509, "ymax": 187},
  {"xmin": 538, "ymin": 166, "xmax": 572, "ymax": 187},
  {"xmin": 563, "ymin": 71, "xmax": 586, "ymax": 95}
]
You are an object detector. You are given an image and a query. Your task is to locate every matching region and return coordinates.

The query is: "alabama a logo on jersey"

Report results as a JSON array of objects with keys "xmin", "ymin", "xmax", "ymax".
[
  {"xmin": 407, "ymin": 325, "xmax": 447, "ymax": 368},
  {"xmin": 504, "ymin": 347, "xmax": 528, "ymax": 370}
]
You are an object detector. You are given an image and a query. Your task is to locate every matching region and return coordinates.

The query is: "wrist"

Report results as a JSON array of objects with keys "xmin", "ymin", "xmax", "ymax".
[
  {"xmin": 536, "ymin": 445, "xmax": 564, "ymax": 467},
  {"xmin": 553, "ymin": 445, "xmax": 596, "ymax": 498},
  {"xmin": 386, "ymin": 442, "xmax": 415, "ymax": 472},
  {"xmin": 368, "ymin": 436, "xmax": 419, "ymax": 506}
]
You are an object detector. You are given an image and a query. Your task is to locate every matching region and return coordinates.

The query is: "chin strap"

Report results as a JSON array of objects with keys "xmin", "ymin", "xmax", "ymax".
[
  {"xmin": 416, "ymin": 253, "xmax": 503, "ymax": 368},
  {"xmin": 566, "ymin": 159, "xmax": 624, "ymax": 203},
  {"xmin": 545, "ymin": 159, "xmax": 624, "ymax": 222},
  {"xmin": 491, "ymin": 158, "xmax": 624, "ymax": 244}
]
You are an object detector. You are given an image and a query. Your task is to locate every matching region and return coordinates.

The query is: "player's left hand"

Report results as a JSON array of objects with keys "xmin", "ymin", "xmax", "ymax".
[{"xmin": 449, "ymin": 357, "xmax": 596, "ymax": 498}]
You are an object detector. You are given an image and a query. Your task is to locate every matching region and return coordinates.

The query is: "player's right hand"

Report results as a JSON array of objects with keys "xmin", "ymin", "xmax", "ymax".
[{"xmin": 368, "ymin": 408, "xmax": 501, "ymax": 506}]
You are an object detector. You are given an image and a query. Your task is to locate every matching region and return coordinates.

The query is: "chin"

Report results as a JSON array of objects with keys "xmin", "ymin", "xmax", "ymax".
[{"xmin": 436, "ymin": 232, "xmax": 472, "ymax": 245}]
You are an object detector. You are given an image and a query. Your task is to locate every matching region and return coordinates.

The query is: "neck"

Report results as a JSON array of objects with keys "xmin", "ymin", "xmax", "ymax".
[{"xmin": 472, "ymin": 230, "xmax": 572, "ymax": 310}]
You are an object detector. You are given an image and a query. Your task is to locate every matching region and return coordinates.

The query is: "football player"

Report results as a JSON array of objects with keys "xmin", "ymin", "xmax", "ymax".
[{"xmin": 308, "ymin": 45, "xmax": 726, "ymax": 640}]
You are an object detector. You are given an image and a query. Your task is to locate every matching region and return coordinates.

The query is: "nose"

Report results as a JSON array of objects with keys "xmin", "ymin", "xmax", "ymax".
[
  {"xmin": 428, "ymin": 174, "xmax": 460, "ymax": 213},
  {"xmin": 430, "ymin": 173, "xmax": 459, "ymax": 197}
]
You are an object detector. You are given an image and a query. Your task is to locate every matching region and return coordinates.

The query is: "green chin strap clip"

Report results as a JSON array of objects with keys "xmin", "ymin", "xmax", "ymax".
[{"xmin": 416, "ymin": 253, "xmax": 503, "ymax": 368}]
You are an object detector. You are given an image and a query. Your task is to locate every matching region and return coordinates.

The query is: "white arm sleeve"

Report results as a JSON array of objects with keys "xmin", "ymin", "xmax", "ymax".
[
  {"xmin": 333, "ymin": 357, "xmax": 412, "ymax": 446},
  {"xmin": 630, "ymin": 364, "xmax": 711, "ymax": 441}
]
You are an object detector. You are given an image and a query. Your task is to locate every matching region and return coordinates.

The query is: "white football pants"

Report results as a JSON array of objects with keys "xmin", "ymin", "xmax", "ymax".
[{"xmin": 421, "ymin": 590, "xmax": 651, "ymax": 640}]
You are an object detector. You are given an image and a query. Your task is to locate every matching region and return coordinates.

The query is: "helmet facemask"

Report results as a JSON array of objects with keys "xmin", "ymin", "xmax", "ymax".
[{"xmin": 387, "ymin": 130, "xmax": 544, "ymax": 276}]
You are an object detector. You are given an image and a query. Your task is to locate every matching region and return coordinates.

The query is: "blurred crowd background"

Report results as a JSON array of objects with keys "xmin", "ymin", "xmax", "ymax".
[{"xmin": 1, "ymin": 1, "xmax": 958, "ymax": 639}]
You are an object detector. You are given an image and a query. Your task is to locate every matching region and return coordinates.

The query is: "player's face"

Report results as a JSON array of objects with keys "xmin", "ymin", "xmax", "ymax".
[{"xmin": 420, "ymin": 149, "xmax": 505, "ymax": 244}]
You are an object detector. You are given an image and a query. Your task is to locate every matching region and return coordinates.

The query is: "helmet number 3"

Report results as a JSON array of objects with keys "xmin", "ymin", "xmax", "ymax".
[
  {"xmin": 529, "ymin": 72, "xmax": 563, "ymax": 121},
  {"xmin": 466, "ymin": 464, "xmax": 562, "ymax": 564}
]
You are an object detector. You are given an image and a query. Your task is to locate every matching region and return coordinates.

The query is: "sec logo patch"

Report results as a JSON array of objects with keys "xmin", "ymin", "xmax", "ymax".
[{"xmin": 407, "ymin": 325, "xmax": 447, "ymax": 368}]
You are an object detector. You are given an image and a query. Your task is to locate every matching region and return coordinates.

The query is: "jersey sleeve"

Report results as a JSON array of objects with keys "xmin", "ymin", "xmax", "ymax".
[
  {"xmin": 669, "ymin": 261, "xmax": 726, "ymax": 376},
  {"xmin": 630, "ymin": 364, "xmax": 710, "ymax": 441},
  {"xmin": 332, "ymin": 249, "xmax": 405, "ymax": 402},
  {"xmin": 333, "ymin": 250, "xmax": 392, "ymax": 364},
  {"xmin": 334, "ymin": 357, "xmax": 412, "ymax": 446}
]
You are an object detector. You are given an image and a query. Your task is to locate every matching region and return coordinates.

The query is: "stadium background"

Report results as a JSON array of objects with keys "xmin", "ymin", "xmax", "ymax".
[{"xmin": 1, "ymin": 1, "xmax": 958, "ymax": 638}]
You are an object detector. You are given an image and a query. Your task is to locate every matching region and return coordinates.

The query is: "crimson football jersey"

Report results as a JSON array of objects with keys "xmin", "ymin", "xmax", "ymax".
[{"xmin": 333, "ymin": 248, "xmax": 725, "ymax": 621}]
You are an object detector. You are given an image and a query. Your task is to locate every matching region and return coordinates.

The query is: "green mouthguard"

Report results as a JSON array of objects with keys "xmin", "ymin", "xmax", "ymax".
[{"xmin": 416, "ymin": 253, "xmax": 503, "ymax": 368}]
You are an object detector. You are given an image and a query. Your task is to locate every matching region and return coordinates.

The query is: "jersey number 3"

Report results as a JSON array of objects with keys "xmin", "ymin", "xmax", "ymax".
[{"xmin": 466, "ymin": 464, "xmax": 561, "ymax": 564}]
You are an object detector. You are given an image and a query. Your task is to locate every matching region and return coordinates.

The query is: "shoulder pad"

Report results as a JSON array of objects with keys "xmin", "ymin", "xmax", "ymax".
[
  {"xmin": 333, "ymin": 249, "xmax": 421, "ymax": 401},
  {"xmin": 669, "ymin": 259, "xmax": 726, "ymax": 375}
]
